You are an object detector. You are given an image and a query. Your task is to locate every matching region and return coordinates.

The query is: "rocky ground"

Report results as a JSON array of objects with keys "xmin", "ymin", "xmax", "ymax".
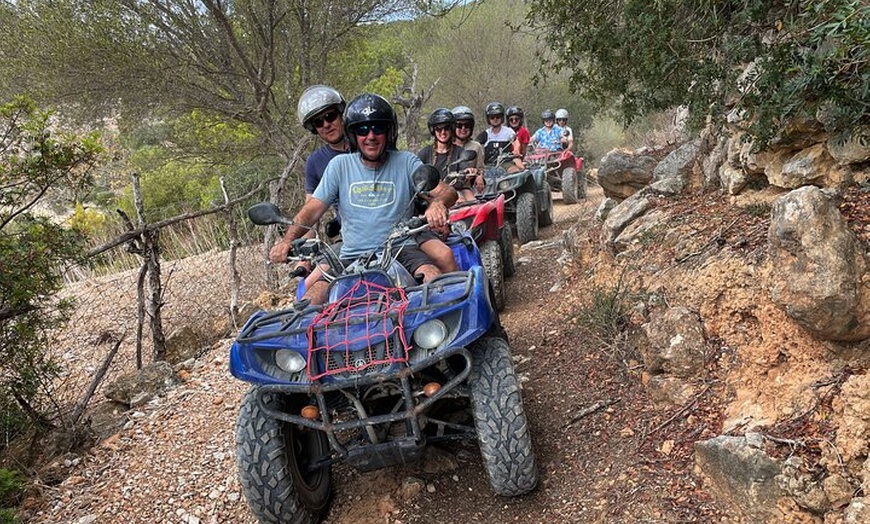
[{"xmin": 15, "ymin": 181, "xmax": 823, "ymax": 523}]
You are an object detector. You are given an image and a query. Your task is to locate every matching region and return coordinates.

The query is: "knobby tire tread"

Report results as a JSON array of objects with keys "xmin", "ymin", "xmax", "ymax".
[{"xmin": 468, "ymin": 337, "xmax": 539, "ymax": 497}]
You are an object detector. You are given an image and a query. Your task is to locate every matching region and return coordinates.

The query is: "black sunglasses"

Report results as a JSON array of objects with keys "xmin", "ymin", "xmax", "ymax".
[
  {"xmin": 353, "ymin": 123, "xmax": 388, "ymax": 137},
  {"xmin": 433, "ymin": 125, "xmax": 452, "ymax": 133},
  {"xmin": 556, "ymin": 118, "xmax": 567, "ymax": 122},
  {"xmin": 312, "ymin": 109, "xmax": 340, "ymax": 129},
  {"xmin": 455, "ymin": 122, "xmax": 472, "ymax": 129},
  {"xmin": 488, "ymin": 114, "xmax": 503, "ymax": 120}
]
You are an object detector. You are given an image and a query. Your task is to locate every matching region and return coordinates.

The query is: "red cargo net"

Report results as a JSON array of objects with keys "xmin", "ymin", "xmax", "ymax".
[{"xmin": 306, "ymin": 280, "xmax": 411, "ymax": 380}]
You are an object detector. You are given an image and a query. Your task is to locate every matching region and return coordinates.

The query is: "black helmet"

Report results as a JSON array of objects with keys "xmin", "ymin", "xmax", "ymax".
[
  {"xmin": 297, "ymin": 85, "xmax": 346, "ymax": 134},
  {"xmin": 427, "ymin": 108, "xmax": 456, "ymax": 135},
  {"xmin": 485, "ymin": 102, "xmax": 505, "ymax": 118},
  {"xmin": 343, "ymin": 93, "xmax": 398, "ymax": 152},
  {"xmin": 506, "ymin": 106, "xmax": 524, "ymax": 124},
  {"xmin": 541, "ymin": 109, "xmax": 555, "ymax": 121}
]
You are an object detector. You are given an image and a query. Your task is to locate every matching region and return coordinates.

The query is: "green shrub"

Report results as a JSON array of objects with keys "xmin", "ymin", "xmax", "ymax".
[
  {"xmin": 0, "ymin": 468, "xmax": 24, "ymax": 523},
  {"xmin": 570, "ymin": 274, "xmax": 637, "ymax": 367}
]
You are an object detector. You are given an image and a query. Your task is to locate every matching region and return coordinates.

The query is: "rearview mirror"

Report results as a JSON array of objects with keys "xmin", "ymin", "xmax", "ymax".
[
  {"xmin": 458, "ymin": 148, "xmax": 477, "ymax": 163},
  {"xmin": 412, "ymin": 164, "xmax": 441, "ymax": 193},
  {"xmin": 247, "ymin": 202, "xmax": 293, "ymax": 226}
]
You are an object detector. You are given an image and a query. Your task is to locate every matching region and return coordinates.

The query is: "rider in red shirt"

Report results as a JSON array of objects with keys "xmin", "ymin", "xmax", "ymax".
[{"xmin": 506, "ymin": 106, "xmax": 530, "ymax": 158}]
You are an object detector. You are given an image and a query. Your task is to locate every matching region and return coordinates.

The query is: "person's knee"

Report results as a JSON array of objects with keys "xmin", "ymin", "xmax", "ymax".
[
  {"xmin": 421, "ymin": 240, "xmax": 457, "ymax": 272},
  {"xmin": 414, "ymin": 264, "xmax": 441, "ymax": 283}
]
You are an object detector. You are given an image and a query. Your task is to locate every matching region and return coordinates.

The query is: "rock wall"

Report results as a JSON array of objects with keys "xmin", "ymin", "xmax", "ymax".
[{"xmin": 586, "ymin": 123, "xmax": 869, "ymax": 523}]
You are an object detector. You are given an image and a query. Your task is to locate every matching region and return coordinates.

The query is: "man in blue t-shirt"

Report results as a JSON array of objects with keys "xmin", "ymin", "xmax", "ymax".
[
  {"xmin": 270, "ymin": 93, "xmax": 458, "ymax": 304},
  {"xmin": 531, "ymin": 109, "xmax": 564, "ymax": 152}
]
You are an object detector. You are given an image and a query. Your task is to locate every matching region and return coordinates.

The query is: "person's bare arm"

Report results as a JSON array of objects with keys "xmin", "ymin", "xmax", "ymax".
[
  {"xmin": 423, "ymin": 181, "xmax": 458, "ymax": 228},
  {"xmin": 269, "ymin": 198, "xmax": 329, "ymax": 263},
  {"xmin": 512, "ymin": 138, "xmax": 525, "ymax": 170}
]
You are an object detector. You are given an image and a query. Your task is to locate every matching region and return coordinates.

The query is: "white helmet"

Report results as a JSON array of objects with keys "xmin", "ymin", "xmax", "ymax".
[
  {"xmin": 297, "ymin": 85, "xmax": 346, "ymax": 133},
  {"xmin": 555, "ymin": 108, "xmax": 569, "ymax": 120}
]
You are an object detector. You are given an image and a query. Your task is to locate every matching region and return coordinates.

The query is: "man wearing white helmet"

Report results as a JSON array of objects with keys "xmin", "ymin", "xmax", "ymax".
[
  {"xmin": 291, "ymin": 85, "xmax": 350, "ymax": 282},
  {"xmin": 297, "ymin": 85, "xmax": 350, "ymax": 202},
  {"xmin": 555, "ymin": 108, "xmax": 574, "ymax": 152}
]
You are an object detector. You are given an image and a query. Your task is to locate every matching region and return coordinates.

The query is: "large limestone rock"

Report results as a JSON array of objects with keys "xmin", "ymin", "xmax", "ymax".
[
  {"xmin": 611, "ymin": 209, "xmax": 670, "ymax": 253},
  {"xmin": 703, "ymin": 135, "xmax": 729, "ymax": 188},
  {"xmin": 597, "ymin": 149, "xmax": 657, "ymax": 200},
  {"xmin": 601, "ymin": 193, "xmax": 651, "ymax": 248},
  {"xmin": 767, "ymin": 186, "xmax": 870, "ymax": 341},
  {"xmin": 828, "ymin": 127, "xmax": 870, "ymax": 165},
  {"xmin": 104, "ymin": 361, "xmax": 179, "ymax": 407},
  {"xmin": 769, "ymin": 144, "xmax": 830, "ymax": 189},
  {"xmin": 640, "ymin": 306, "xmax": 707, "ymax": 378},
  {"xmin": 834, "ymin": 373, "xmax": 870, "ymax": 464},
  {"xmin": 164, "ymin": 326, "xmax": 202, "ymax": 365},
  {"xmin": 650, "ymin": 139, "xmax": 701, "ymax": 195},
  {"xmin": 695, "ymin": 435, "xmax": 784, "ymax": 522}
]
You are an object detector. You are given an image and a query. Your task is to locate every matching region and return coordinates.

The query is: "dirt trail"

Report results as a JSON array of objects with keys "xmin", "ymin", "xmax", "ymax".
[{"xmin": 25, "ymin": 187, "xmax": 725, "ymax": 524}]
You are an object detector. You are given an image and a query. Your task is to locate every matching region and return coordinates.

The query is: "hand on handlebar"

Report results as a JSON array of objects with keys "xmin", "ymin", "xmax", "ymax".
[
  {"xmin": 290, "ymin": 261, "xmax": 312, "ymax": 278},
  {"xmin": 269, "ymin": 239, "xmax": 292, "ymax": 263},
  {"xmin": 474, "ymin": 174, "xmax": 485, "ymax": 193},
  {"xmin": 424, "ymin": 200, "xmax": 449, "ymax": 229}
]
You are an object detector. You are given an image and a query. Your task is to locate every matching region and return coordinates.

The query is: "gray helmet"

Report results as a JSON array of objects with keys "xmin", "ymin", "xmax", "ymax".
[
  {"xmin": 451, "ymin": 106, "xmax": 475, "ymax": 133},
  {"xmin": 541, "ymin": 109, "xmax": 555, "ymax": 121},
  {"xmin": 297, "ymin": 85, "xmax": 346, "ymax": 133},
  {"xmin": 485, "ymin": 102, "xmax": 505, "ymax": 118},
  {"xmin": 555, "ymin": 108, "xmax": 569, "ymax": 120},
  {"xmin": 343, "ymin": 93, "xmax": 398, "ymax": 152},
  {"xmin": 427, "ymin": 108, "xmax": 456, "ymax": 135}
]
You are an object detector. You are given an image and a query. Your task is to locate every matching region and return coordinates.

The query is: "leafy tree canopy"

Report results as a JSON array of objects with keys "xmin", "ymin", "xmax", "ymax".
[
  {"xmin": 529, "ymin": 0, "xmax": 870, "ymax": 144},
  {"xmin": 0, "ymin": 96, "xmax": 102, "ymax": 436}
]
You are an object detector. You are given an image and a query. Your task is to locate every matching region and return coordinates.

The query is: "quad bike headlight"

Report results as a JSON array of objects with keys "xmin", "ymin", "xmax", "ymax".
[
  {"xmin": 452, "ymin": 219, "xmax": 469, "ymax": 234},
  {"xmin": 413, "ymin": 320, "xmax": 448, "ymax": 350},
  {"xmin": 274, "ymin": 349, "xmax": 306, "ymax": 373},
  {"xmin": 498, "ymin": 179, "xmax": 515, "ymax": 191}
]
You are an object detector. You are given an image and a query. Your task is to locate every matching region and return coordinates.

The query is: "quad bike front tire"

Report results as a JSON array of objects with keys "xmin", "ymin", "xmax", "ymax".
[
  {"xmin": 515, "ymin": 191, "xmax": 539, "ymax": 245},
  {"xmin": 539, "ymin": 181, "xmax": 554, "ymax": 227},
  {"xmin": 468, "ymin": 337, "xmax": 539, "ymax": 496},
  {"xmin": 577, "ymin": 167, "xmax": 588, "ymax": 199},
  {"xmin": 480, "ymin": 240, "xmax": 505, "ymax": 311},
  {"xmin": 561, "ymin": 167, "xmax": 578, "ymax": 205},
  {"xmin": 236, "ymin": 388, "xmax": 332, "ymax": 524},
  {"xmin": 499, "ymin": 225, "xmax": 516, "ymax": 278}
]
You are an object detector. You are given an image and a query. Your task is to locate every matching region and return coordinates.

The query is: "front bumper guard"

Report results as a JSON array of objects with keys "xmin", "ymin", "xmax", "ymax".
[{"xmin": 255, "ymin": 346, "xmax": 474, "ymax": 461}]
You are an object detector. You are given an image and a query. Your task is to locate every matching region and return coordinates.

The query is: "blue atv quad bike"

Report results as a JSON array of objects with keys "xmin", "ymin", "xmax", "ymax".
[{"xmin": 230, "ymin": 167, "xmax": 538, "ymax": 524}]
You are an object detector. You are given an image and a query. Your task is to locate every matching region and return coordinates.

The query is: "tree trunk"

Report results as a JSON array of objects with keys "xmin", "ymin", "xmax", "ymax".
[{"xmin": 221, "ymin": 178, "xmax": 242, "ymax": 329}]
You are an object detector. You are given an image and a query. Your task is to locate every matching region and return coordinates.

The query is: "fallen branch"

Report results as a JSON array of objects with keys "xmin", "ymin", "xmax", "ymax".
[
  {"xmin": 645, "ymin": 382, "xmax": 713, "ymax": 438},
  {"xmin": 70, "ymin": 336, "xmax": 124, "ymax": 426},
  {"xmin": 564, "ymin": 398, "xmax": 621, "ymax": 428}
]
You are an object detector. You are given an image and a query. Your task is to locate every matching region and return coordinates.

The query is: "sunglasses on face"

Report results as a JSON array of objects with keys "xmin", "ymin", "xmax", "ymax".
[
  {"xmin": 352, "ymin": 123, "xmax": 388, "ymax": 137},
  {"xmin": 557, "ymin": 118, "xmax": 567, "ymax": 123},
  {"xmin": 455, "ymin": 122, "xmax": 472, "ymax": 130},
  {"xmin": 544, "ymin": 118, "xmax": 555, "ymax": 122},
  {"xmin": 509, "ymin": 117, "xmax": 520, "ymax": 122},
  {"xmin": 488, "ymin": 114, "xmax": 503, "ymax": 120},
  {"xmin": 312, "ymin": 109, "xmax": 340, "ymax": 129},
  {"xmin": 433, "ymin": 125, "xmax": 452, "ymax": 133}
]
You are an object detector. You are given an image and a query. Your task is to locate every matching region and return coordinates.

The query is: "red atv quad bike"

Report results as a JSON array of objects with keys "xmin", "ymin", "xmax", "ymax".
[
  {"xmin": 448, "ymin": 193, "xmax": 514, "ymax": 311},
  {"xmin": 525, "ymin": 148, "xmax": 586, "ymax": 204}
]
